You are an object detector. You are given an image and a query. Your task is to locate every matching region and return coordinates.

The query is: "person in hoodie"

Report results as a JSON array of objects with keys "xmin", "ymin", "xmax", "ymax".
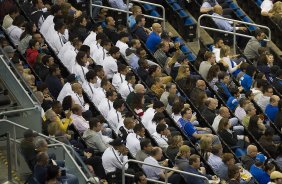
[{"xmin": 26, "ymin": 39, "xmax": 40, "ymax": 67}]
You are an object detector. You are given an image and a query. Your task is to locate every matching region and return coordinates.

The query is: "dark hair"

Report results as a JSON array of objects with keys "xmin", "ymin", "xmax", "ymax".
[
  {"xmin": 214, "ymin": 37, "xmax": 223, "ymax": 44},
  {"xmin": 245, "ymin": 90, "xmax": 253, "ymax": 99},
  {"xmin": 76, "ymin": 51, "xmax": 87, "ymax": 66},
  {"xmin": 265, "ymin": 162, "xmax": 275, "ymax": 172},
  {"xmin": 96, "ymin": 32, "xmax": 106, "ymax": 41},
  {"xmin": 180, "ymin": 107, "xmax": 191, "ymax": 116},
  {"xmin": 62, "ymin": 95, "xmax": 73, "ymax": 111},
  {"xmin": 264, "ymin": 127, "xmax": 274, "ymax": 137},
  {"xmin": 8, "ymin": 6, "xmax": 19, "ymax": 15},
  {"xmin": 239, "ymin": 98, "xmax": 247, "ymax": 107},
  {"xmin": 136, "ymin": 47, "xmax": 145, "ymax": 56},
  {"xmin": 140, "ymin": 138, "xmax": 151, "ymax": 150},
  {"xmin": 20, "ymin": 22, "xmax": 35, "ymax": 40},
  {"xmin": 13, "ymin": 15, "xmax": 25, "ymax": 27},
  {"xmin": 49, "ymin": 64, "xmax": 59, "ymax": 74},
  {"xmin": 100, "ymin": 78, "xmax": 109, "ymax": 88},
  {"xmin": 148, "ymin": 65, "xmax": 158, "ymax": 75},
  {"xmin": 254, "ymin": 29, "xmax": 265, "ymax": 38},
  {"xmin": 106, "ymin": 90, "xmax": 116, "ymax": 98},
  {"xmin": 152, "ymin": 112, "xmax": 165, "ymax": 123},
  {"xmin": 100, "ymin": 38, "xmax": 111, "ymax": 47},
  {"xmin": 138, "ymin": 58, "xmax": 148, "ymax": 67},
  {"xmin": 206, "ymin": 64, "xmax": 220, "ymax": 82},
  {"xmin": 28, "ymin": 39, "xmax": 38, "ymax": 48},
  {"xmin": 50, "ymin": 4, "xmax": 61, "ymax": 15},
  {"xmin": 278, "ymin": 100, "xmax": 282, "ymax": 112},
  {"xmin": 133, "ymin": 123, "xmax": 144, "ymax": 133},
  {"xmin": 256, "ymin": 79, "xmax": 267, "ymax": 89},
  {"xmin": 80, "ymin": 45, "xmax": 90, "ymax": 54},
  {"xmin": 108, "ymin": 46, "xmax": 120, "ymax": 55},
  {"xmin": 113, "ymin": 99, "xmax": 124, "ymax": 110},
  {"xmin": 134, "ymin": 171, "xmax": 145, "ymax": 183},
  {"xmin": 42, "ymin": 55, "xmax": 52, "ymax": 65},
  {"xmin": 131, "ymin": 93, "xmax": 144, "ymax": 109},
  {"xmin": 156, "ymin": 123, "xmax": 167, "ymax": 134},
  {"xmin": 89, "ymin": 118, "xmax": 100, "ymax": 129},
  {"xmin": 86, "ymin": 70, "xmax": 96, "ymax": 82},
  {"xmin": 172, "ymin": 102, "xmax": 184, "ymax": 114},
  {"xmin": 93, "ymin": 65, "xmax": 103, "ymax": 74},
  {"xmin": 54, "ymin": 21, "xmax": 65, "ymax": 31},
  {"xmin": 119, "ymin": 32, "xmax": 129, "ymax": 40},
  {"xmin": 262, "ymin": 85, "xmax": 272, "ymax": 94},
  {"xmin": 217, "ymin": 118, "xmax": 229, "ymax": 132},
  {"xmin": 125, "ymin": 72, "xmax": 135, "ymax": 81},
  {"xmin": 135, "ymin": 14, "xmax": 145, "ymax": 24},
  {"xmin": 153, "ymin": 100, "xmax": 164, "ymax": 109},
  {"xmin": 218, "ymin": 71, "xmax": 228, "ymax": 81},
  {"xmin": 228, "ymin": 165, "xmax": 240, "ymax": 180},
  {"xmin": 75, "ymin": 15, "xmax": 86, "ymax": 27},
  {"xmin": 248, "ymin": 115, "xmax": 260, "ymax": 131},
  {"xmin": 245, "ymin": 65, "xmax": 256, "ymax": 76},
  {"xmin": 46, "ymin": 165, "xmax": 60, "ymax": 181},
  {"xmin": 189, "ymin": 154, "xmax": 200, "ymax": 165},
  {"xmin": 118, "ymin": 64, "xmax": 127, "ymax": 73},
  {"xmin": 230, "ymin": 88, "xmax": 239, "ymax": 96}
]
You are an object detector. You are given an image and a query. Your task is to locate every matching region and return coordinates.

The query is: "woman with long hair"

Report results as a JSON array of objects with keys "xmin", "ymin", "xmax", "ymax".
[
  {"xmin": 248, "ymin": 115, "xmax": 266, "ymax": 140},
  {"xmin": 18, "ymin": 22, "xmax": 37, "ymax": 54},
  {"xmin": 206, "ymin": 64, "xmax": 220, "ymax": 91},
  {"xmin": 131, "ymin": 93, "xmax": 145, "ymax": 117},
  {"xmin": 166, "ymin": 135, "xmax": 184, "ymax": 162}
]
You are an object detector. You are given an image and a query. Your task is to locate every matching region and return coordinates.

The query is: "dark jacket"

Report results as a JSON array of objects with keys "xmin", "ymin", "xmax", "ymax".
[
  {"xmin": 45, "ymin": 74, "xmax": 63, "ymax": 99},
  {"xmin": 166, "ymin": 147, "xmax": 179, "ymax": 163},
  {"xmin": 218, "ymin": 129, "xmax": 238, "ymax": 147},
  {"xmin": 259, "ymin": 135, "xmax": 277, "ymax": 158},
  {"xmin": 103, "ymin": 26, "xmax": 119, "ymax": 44},
  {"xmin": 202, "ymin": 106, "xmax": 216, "ymax": 124},
  {"xmin": 241, "ymin": 155, "xmax": 255, "ymax": 170},
  {"xmin": 131, "ymin": 24, "xmax": 148, "ymax": 42},
  {"xmin": 274, "ymin": 111, "xmax": 282, "ymax": 130}
]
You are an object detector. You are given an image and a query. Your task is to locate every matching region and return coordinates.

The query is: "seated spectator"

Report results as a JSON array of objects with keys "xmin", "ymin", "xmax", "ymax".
[
  {"xmin": 70, "ymin": 15, "xmax": 88, "ymax": 41},
  {"xmin": 235, "ymin": 98, "xmax": 249, "ymax": 121},
  {"xmin": 244, "ymin": 29, "xmax": 266, "ymax": 60},
  {"xmin": 6, "ymin": 15, "xmax": 25, "ymax": 46},
  {"xmin": 116, "ymin": 32, "xmax": 129, "ymax": 57},
  {"xmin": 72, "ymin": 51, "xmax": 89, "ymax": 84},
  {"xmin": 202, "ymin": 98, "xmax": 218, "ymax": 123},
  {"xmin": 102, "ymin": 46, "xmax": 120, "ymax": 79},
  {"xmin": 152, "ymin": 123, "xmax": 170, "ymax": 150},
  {"xmin": 34, "ymin": 55, "xmax": 54, "ymax": 82},
  {"xmin": 199, "ymin": 136, "xmax": 213, "ymax": 161},
  {"xmin": 242, "ymin": 145, "xmax": 258, "ymax": 170},
  {"xmin": 261, "ymin": 0, "xmax": 274, "ymax": 16},
  {"xmin": 274, "ymin": 99, "xmax": 282, "ymax": 131},
  {"xmin": 71, "ymin": 104, "xmax": 89, "ymax": 134},
  {"xmin": 199, "ymin": 51, "xmax": 216, "ymax": 80},
  {"xmin": 131, "ymin": 93, "xmax": 145, "ymax": 117},
  {"xmin": 242, "ymin": 104, "xmax": 257, "ymax": 127},
  {"xmin": 166, "ymin": 135, "xmax": 184, "ymax": 163},
  {"xmin": 98, "ymin": 90, "xmax": 117, "ymax": 118},
  {"xmin": 226, "ymin": 88, "xmax": 240, "ymax": 111},
  {"xmin": 143, "ymin": 147, "xmax": 177, "ymax": 181},
  {"xmin": 189, "ymin": 80, "xmax": 208, "ymax": 109},
  {"xmin": 250, "ymin": 153, "xmax": 270, "ymax": 184},
  {"xmin": 26, "ymin": 39, "xmax": 40, "ymax": 67},
  {"xmin": 134, "ymin": 171, "xmax": 147, "ymax": 184},
  {"xmin": 276, "ymin": 144, "xmax": 282, "ymax": 170},
  {"xmin": 257, "ymin": 85, "xmax": 273, "ymax": 111},
  {"xmin": 2, "ymin": 6, "xmax": 19, "ymax": 29},
  {"xmin": 171, "ymin": 102, "xmax": 185, "ymax": 123},
  {"xmin": 257, "ymin": 52, "xmax": 274, "ymax": 78},
  {"xmin": 151, "ymin": 77, "xmax": 165, "ymax": 99},
  {"xmin": 259, "ymin": 127, "xmax": 277, "ymax": 158},
  {"xmin": 240, "ymin": 65, "xmax": 257, "ymax": 92},
  {"xmin": 228, "ymin": 165, "xmax": 241, "ymax": 184},
  {"xmin": 18, "ymin": 22, "xmax": 37, "ymax": 55},
  {"xmin": 146, "ymin": 23, "xmax": 162, "ymax": 53},
  {"xmin": 160, "ymin": 82, "xmax": 177, "ymax": 107},
  {"xmin": 49, "ymin": 21, "xmax": 68, "ymax": 54},
  {"xmin": 212, "ymin": 37, "xmax": 225, "ymax": 63},
  {"xmin": 248, "ymin": 115, "xmax": 266, "ymax": 140},
  {"xmin": 128, "ymin": 5, "xmax": 142, "ymax": 28},
  {"xmin": 108, "ymin": 0, "xmax": 132, "ymax": 10},
  {"xmin": 117, "ymin": 117, "xmax": 135, "ymax": 141},
  {"xmin": 273, "ymin": 69, "xmax": 282, "ymax": 94},
  {"xmin": 271, "ymin": 1, "xmax": 282, "ymax": 28},
  {"xmin": 269, "ymin": 171, "xmax": 282, "ymax": 184},
  {"xmin": 45, "ymin": 64, "xmax": 63, "ymax": 99},
  {"xmin": 67, "ymin": 83, "xmax": 90, "ymax": 113},
  {"xmin": 136, "ymin": 139, "xmax": 153, "ymax": 162},
  {"xmin": 176, "ymin": 65, "xmax": 197, "ymax": 96},
  {"xmin": 208, "ymin": 144, "xmax": 223, "ymax": 175},
  {"xmin": 171, "ymin": 54, "xmax": 189, "ymax": 80},
  {"xmin": 216, "ymin": 72, "xmax": 233, "ymax": 100},
  {"xmin": 107, "ymin": 99, "xmax": 125, "ymax": 131},
  {"xmin": 265, "ymin": 95, "xmax": 280, "ymax": 122},
  {"xmin": 125, "ymin": 39, "xmax": 142, "ymax": 63},
  {"xmin": 154, "ymin": 41, "xmax": 179, "ymax": 68},
  {"xmin": 112, "ymin": 64, "xmax": 128, "ymax": 91},
  {"xmin": 126, "ymin": 84, "xmax": 146, "ymax": 108},
  {"xmin": 219, "ymin": 45, "xmax": 242, "ymax": 76},
  {"xmin": 175, "ymin": 145, "xmax": 191, "ymax": 171},
  {"xmin": 217, "ymin": 153, "xmax": 236, "ymax": 181},
  {"xmin": 91, "ymin": 78, "xmax": 112, "ymax": 107},
  {"xmin": 119, "ymin": 72, "xmax": 135, "ymax": 100},
  {"xmin": 126, "ymin": 124, "xmax": 146, "ymax": 157},
  {"xmin": 212, "ymin": 107, "xmax": 239, "ymax": 132},
  {"xmin": 206, "ymin": 64, "xmax": 220, "ymax": 91},
  {"xmin": 142, "ymin": 100, "xmax": 165, "ymax": 127},
  {"xmin": 103, "ymin": 16, "xmax": 119, "ymax": 44},
  {"xmin": 183, "ymin": 154, "xmax": 217, "ymax": 184},
  {"xmin": 91, "ymin": 38, "xmax": 111, "ymax": 66},
  {"xmin": 131, "ymin": 15, "xmax": 150, "ymax": 42}
]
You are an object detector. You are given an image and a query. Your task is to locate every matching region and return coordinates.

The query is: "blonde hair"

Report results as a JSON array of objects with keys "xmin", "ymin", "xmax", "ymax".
[
  {"xmin": 168, "ymin": 135, "xmax": 183, "ymax": 148},
  {"xmin": 176, "ymin": 65, "xmax": 189, "ymax": 81},
  {"xmin": 270, "ymin": 1, "xmax": 282, "ymax": 15},
  {"xmin": 176, "ymin": 145, "xmax": 190, "ymax": 157},
  {"xmin": 220, "ymin": 45, "xmax": 231, "ymax": 58},
  {"xmin": 131, "ymin": 5, "xmax": 141, "ymax": 14},
  {"xmin": 200, "ymin": 136, "xmax": 212, "ymax": 152}
]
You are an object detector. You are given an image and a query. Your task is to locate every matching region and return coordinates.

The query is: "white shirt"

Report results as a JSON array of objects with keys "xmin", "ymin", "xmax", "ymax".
[
  {"xmin": 72, "ymin": 63, "xmax": 89, "ymax": 84},
  {"xmin": 234, "ymin": 106, "xmax": 246, "ymax": 121},
  {"xmin": 126, "ymin": 133, "xmax": 142, "ymax": 157},
  {"xmin": 212, "ymin": 114, "xmax": 223, "ymax": 132},
  {"xmin": 83, "ymin": 31, "xmax": 97, "ymax": 46},
  {"xmin": 49, "ymin": 31, "xmax": 66, "ymax": 54},
  {"xmin": 102, "ymin": 55, "xmax": 118, "ymax": 79},
  {"xmin": 6, "ymin": 25, "xmax": 23, "ymax": 46},
  {"xmin": 91, "ymin": 44, "xmax": 105, "ymax": 65},
  {"xmin": 143, "ymin": 156, "xmax": 162, "ymax": 180},
  {"xmin": 58, "ymin": 42, "xmax": 78, "ymax": 72},
  {"xmin": 40, "ymin": 15, "xmax": 54, "ymax": 37},
  {"xmin": 57, "ymin": 82, "xmax": 72, "ymax": 103},
  {"xmin": 102, "ymin": 147, "xmax": 128, "ymax": 174},
  {"xmin": 257, "ymin": 95, "xmax": 270, "ymax": 112},
  {"xmin": 146, "ymin": 121, "xmax": 157, "ymax": 134},
  {"xmin": 115, "ymin": 40, "xmax": 129, "ymax": 57},
  {"xmin": 107, "ymin": 109, "xmax": 124, "ymax": 131},
  {"xmin": 112, "ymin": 73, "xmax": 125, "ymax": 91},
  {"xmin": 261, "ymin": 0, "xmax": 273, "ymax": 13},
  {"xmin": 171, "ymin": 113, "xmax": 182, "ymax": 123},
  {"xmin": 92, "ymin": 87, "xmax": 106, "ymax": 106},
  {"xmin": 71, "ymin": 114, "xmax": 89, "ymax": 133},
  {"xmin": 152, "ymin": 132, "xmax": 168, "ymax": 149},
  {"xmin": 212, "ymin": 47, "xmax": 221, "ymax": 63},
  {"xmin": 98, "ymin": 98, "xmax": 113, "ymax": 117},
  {"xmin": 68, "ymin": 91, "xmax": 89, "ymax": 112},
  {"xmin": 252, "ymin": 88, "xmax": 263, "ymax": 102},
  {"xmin": 142, "ymin": 108, "xmax": 155, "ymax": 128},
  {"xmin": 118, "ymin": 82, "xmax": 133, "ymax": 100}
]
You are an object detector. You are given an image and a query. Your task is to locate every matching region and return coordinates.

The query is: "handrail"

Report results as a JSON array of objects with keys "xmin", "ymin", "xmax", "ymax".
[
  {"xmin": 127, "ymin": 0, "xmax": 166, "ymax": 28},
  {"xmin": 197, "ymin": 14, "xmax": 271, "ymax": 53},
  {"xmin": 0, "ymin": 106, "xmax": 39, "ymax": 116},
  {"xmin": 0, "ymin": 119, "xmax": 94, "ymax": 183},
  {"xmin": 122, "ymin": 159, "xmax": 209, "ymax": 184}
]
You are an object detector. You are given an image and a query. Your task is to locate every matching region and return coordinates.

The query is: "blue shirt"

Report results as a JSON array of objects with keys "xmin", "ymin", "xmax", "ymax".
[
  {"xmin": 219, "ymin": 82, "xmax": 232, "ymax": 99},
  {"xmin": 183, "ymin": 165, "xmax": 211, "ymax": 184},
  {"xmin": 128, "ymin": 15, "xmax": 136, "ymax": 28},
  {"xmin": 226, "ymin": 96, "xmax": 239, "ymax": 111},
  {"xmin": 212, "ymin": 13, "xmax": 233, "ymax": 32},
  {"xmin": 240, "ymin": 73, "xmax": 253, "ymax": 92},
  {"xmin": 250, "ymin": 165, "xmax": 270, "ymax": 184},
  {"xmin": 265, "ymin": 104, "xmax": 278, "ymax": 122},
  {"xmin": 146, "ymin": 32, "xmax": 161, "ymax": 53},
  {"xmin": 183, "ymin": 120, "xmax": 197, "ymax": 138}
]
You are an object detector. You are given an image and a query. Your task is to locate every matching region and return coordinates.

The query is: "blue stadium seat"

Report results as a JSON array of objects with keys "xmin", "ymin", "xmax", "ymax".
[
  {"xmin": 248, "ymin": 25, "xmax": 257, "ymax": 31},
  {"xmin": 180, "ymin": 45, "xmax": 191, "ymax": 54},
  {"xmin": 188, "ymin": 53, "xmax": 196, "ymax": 61},
  {"xmin": 255, "ymin": 0, "xmax": 262, "ymax": 6},
  {"xmin": 235, "ymin": 9, "xmax": 245, "ymax": 17},
  {"xmin": 142, "ymin": 4, "xmax": 154, "ymax": 11},
  {"xmin": 166, "ymin": 0, "xmax": 176, "ymax": 4},
  {"xmin": 184, "ymin": 17, "xmax": 195, "ymax": 26},
  {"xmin": 178, "ymin": 10, "xmax": 189, "ymax": 18},
  {"xmin": 150, "ymin": 10, "xmax": 161, "ymax": 17},
  {"xmin": 229, "ymin": 2, "xmax": 239, "ymax": 10},
  {"xmin": 171, "ymin": 3, "xmax": 182, "ymax": 11},
  {"xmin": 242, "ymin": 16, "xmax": 252, "ymax": 22}
]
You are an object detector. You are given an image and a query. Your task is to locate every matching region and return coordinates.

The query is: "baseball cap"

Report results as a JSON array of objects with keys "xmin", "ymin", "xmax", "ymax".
[
  {"xmin": 109, "ymin": 138, "xmax": 125, "ymax": 146},
  {"xmin": 3, "ymin": 46, "xmax": 16, "ymax": 53},
  {"xmin": 255, "ymin": 153, "xmax": 266, "ymax": 163},
  {"xmin": 270, "ymin": 171, "xmax": 282, "ymax": 179},
  {"xmin": 23, "ymin": 129, "xmax": 38, "ymax": 138}
]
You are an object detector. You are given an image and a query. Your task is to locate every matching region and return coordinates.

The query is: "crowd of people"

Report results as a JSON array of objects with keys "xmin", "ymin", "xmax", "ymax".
[{"xmin": 2, "ymin": 0, "xmax": 282, "ymax": 183}]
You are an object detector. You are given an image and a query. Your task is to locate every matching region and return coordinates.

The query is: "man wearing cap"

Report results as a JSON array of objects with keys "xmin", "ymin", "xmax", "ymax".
[
  {"xmin": 3, "ymin": 45, "xmax": 16, "ymax": 60},
  {"xmin": 102, "ymin": 138, "xmax": 129, "ymax": 181},
  {"xmin": 269, "ymin": 171, "xmax": 282, "ymax": 184},
  {"xmin": 250, "ymin": 153, "xmax": 269, "ymax": 184}
]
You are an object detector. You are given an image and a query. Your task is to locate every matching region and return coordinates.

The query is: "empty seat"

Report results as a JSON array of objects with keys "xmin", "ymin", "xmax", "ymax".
[
  {"xmin": 248, "ymin": 25, "xmax": 257, "ymax": 31},
  {"xmin": 235, "ymin": 9, "xmax": 245, "ymax": 17},
  {"xmin": 188, "ymin": 53, "xmax": 196, "ymax": 61},
  {"xmin": 229, "ymin": 2, "xmax": 239, "ymax": 10},
  {"xmin": 242, "ymin": 16, "xmax": 252, "ymax": 22},
  {"xmin": 150, "ymin": 10, "xmax": 161, "ymax": 17},
  {"xmin": 171, "ymin": 3, "xmax": 182, "ymax": 11},
  {"xmin": 167, "ymin": 0, "xmax": 176, "ymax": 4},
  {"xmin": 142, "ymin": 4, "xmax": 155, "ymax": 11}
]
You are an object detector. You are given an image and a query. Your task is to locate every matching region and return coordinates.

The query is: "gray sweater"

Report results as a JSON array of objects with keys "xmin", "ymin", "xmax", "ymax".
[
  {"xmin": 243, "ymin": 37, "xmax": 261, "ymax": 59},
  {"xmin": 83, "ymin": 129, "xmax": 108, "ymax": 153}
]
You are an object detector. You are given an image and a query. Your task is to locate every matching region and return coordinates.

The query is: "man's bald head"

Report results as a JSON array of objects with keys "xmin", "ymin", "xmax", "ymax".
[
  {"xmin": 247, "ymin": 145, "xmax": 258, "ymax": 158},
  {"xmin": 135, "ymin": 84, "xmax": 145, "ymax": 94},
  {"xmin": 214, "ymin": 5, "xmax": 223, "ymax": 15},
  {"xmin": 219, "ymin": 106, "xmax": 230, "ymax": 118}
]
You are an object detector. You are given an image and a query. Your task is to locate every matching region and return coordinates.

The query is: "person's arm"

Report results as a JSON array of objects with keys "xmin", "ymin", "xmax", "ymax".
[
  {"xmin": 200, "ymin": 3, "xmax": 214, "ymax": 13},
  {"xmin": 93, "ymin": 134, "xmax": 108, "ymax": 152},
  {"xmin": 159, "ymin": 166, "xmax": 178, "ymax": 181}
]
